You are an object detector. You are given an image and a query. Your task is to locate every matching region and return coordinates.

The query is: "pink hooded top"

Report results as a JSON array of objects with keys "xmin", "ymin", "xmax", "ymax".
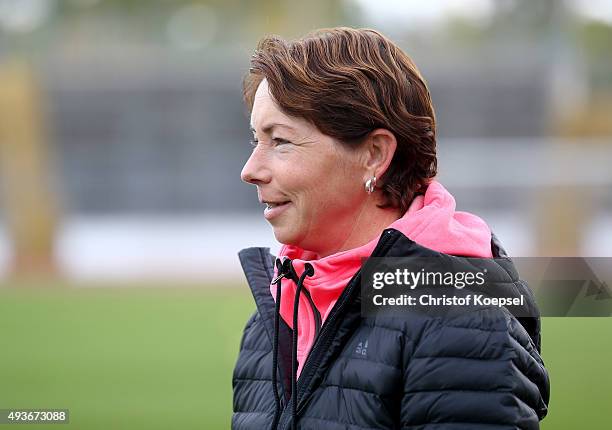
[{"xmin": 270, "ymin": 180, "xmax": 493, "ymax": 377}]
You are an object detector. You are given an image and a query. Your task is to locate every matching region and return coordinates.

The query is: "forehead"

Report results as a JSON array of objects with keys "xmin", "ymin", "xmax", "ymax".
[{"xmin": 250, "ymin": 80, "xmax": 307, "ymax": 134}]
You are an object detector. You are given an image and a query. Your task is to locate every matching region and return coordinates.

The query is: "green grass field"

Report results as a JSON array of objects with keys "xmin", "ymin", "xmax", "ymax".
[{"xmin": 0, "ymin": 284, "xmax": 610, "ymax": 429}]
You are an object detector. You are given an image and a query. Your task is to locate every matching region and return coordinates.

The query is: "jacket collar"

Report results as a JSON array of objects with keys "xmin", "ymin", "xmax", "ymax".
[
  {"xmin": 238, "ymin": 229, "xmax": 538, "ymax": 346},
  {"xmin": 237, "ymin": 247, "xmax": 293, "ymax": 400}
]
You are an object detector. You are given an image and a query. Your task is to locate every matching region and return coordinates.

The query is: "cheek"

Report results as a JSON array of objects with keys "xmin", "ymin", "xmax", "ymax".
[
  {"xmin": 301, "ymin": 166, "xmax": 362, "ymax": 216},
  {"xmin": 285, "ymin": 148, "xmax": 361, "ymax": 218},
  {"xmin": 329, "ymin": 161, "xmax": 363, "ymax": 201}
]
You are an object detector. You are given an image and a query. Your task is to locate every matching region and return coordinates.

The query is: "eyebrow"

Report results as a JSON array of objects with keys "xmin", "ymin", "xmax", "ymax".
[{"xmin": 250, "ymin": 123, "xmax": 296, "ymax": 134}]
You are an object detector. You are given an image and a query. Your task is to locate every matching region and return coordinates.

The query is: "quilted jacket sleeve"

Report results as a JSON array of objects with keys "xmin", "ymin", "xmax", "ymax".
[{"xmin": 400, "ymin": 307, "xmax": 550, "ymax": 430}]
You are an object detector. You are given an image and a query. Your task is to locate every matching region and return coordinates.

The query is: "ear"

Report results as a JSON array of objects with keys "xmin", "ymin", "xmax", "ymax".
[{"xmin": 361, "ymin": 128, "xmax": 397, "ymax": 180}]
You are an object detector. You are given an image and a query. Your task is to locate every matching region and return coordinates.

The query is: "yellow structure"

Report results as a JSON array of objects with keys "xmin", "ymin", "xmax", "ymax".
[{"xmin": 0, "ymin": 60, "xmax": 59, "ymax": 276}]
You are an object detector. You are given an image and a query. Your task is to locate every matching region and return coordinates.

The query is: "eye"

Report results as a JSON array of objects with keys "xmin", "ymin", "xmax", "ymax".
[
  {"xmin": 273, "ymin": 138, "xmax": 291, "ymax": 145},
  {"xmin": 248, "ymin": 137, "xmax": 290, "ymax": 149}
]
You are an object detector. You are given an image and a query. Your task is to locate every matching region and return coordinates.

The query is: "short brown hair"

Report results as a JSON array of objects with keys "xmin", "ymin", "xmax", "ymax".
[{"xmin": 243, "ymin": 27, "xmax": 437, "ymax": 213}]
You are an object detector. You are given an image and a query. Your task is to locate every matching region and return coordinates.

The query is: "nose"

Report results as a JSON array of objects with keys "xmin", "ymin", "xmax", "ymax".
[{"xmin": 241, "ymin": 146, "xmax": 271, "ymax": 185}]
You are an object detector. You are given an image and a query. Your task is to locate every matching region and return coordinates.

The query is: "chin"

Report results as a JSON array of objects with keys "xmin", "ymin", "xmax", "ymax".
[
  {"xmin": 272, "ymin": 228, "xmax": 293, "ymax": 246},
  {"xmin": 272, "ymin": 227, "xmax": 302, "ymax": 247}
]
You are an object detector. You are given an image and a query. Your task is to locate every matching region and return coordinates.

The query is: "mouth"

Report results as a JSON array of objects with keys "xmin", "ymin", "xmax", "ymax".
[
  {"xmin": 262, "ymin": 200, "xmax": 292, "ymax": 220},
  {"xmin": 264, "ymin": 201, "xmax": 290, "ymax": 209}
]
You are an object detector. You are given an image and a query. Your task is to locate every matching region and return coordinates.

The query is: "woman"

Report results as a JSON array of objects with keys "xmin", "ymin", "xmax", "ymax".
[{"xmin": 233, "ymin": 27, "xmax": 549, "ymax": 429}]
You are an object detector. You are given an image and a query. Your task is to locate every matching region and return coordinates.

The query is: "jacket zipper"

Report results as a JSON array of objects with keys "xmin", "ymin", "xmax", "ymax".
[
  {"xmin": 260, "ymin": 249, "xmax": 289, "ymax": 410},
  {"xmin": 277, "ymin": 229, "xmax": 398, "ymax": 429}
]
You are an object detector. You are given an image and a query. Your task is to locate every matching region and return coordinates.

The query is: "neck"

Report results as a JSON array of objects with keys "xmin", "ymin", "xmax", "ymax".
[{"xmin": 314, "ymin": 202, "xmax": 403, "ymax": 258}]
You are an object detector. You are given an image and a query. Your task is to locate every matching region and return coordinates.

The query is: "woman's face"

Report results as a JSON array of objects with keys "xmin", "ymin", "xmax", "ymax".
[{"xmin": 241, "ymin": 79, "xmax": 368, "ymax": 254}]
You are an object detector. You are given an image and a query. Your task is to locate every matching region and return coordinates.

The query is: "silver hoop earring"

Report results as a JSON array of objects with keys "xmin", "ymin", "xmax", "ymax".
[{"xmin": 365, "ymin": 176, "xmax": 377, "ymax": 194}]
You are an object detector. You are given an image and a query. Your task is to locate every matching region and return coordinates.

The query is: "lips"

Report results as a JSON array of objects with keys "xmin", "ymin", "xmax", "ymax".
[
  {"xmin": 264, "ymin": 201, "xmax": 290, "ymax": 209},
  {"xmin": 262, "ymin": 200, "xmax": 291, "ymax": 220}
]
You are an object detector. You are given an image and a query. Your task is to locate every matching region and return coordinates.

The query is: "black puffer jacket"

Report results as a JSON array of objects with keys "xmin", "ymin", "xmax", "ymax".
[{"xmin": 232, "ymin": 228, "xmax": 550, "ymax": 429}]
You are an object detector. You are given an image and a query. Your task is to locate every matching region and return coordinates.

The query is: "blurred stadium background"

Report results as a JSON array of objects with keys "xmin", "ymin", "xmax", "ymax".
[{"xmin": 0, "ymin": 0, "xmax": 611, "ymax": 428}]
